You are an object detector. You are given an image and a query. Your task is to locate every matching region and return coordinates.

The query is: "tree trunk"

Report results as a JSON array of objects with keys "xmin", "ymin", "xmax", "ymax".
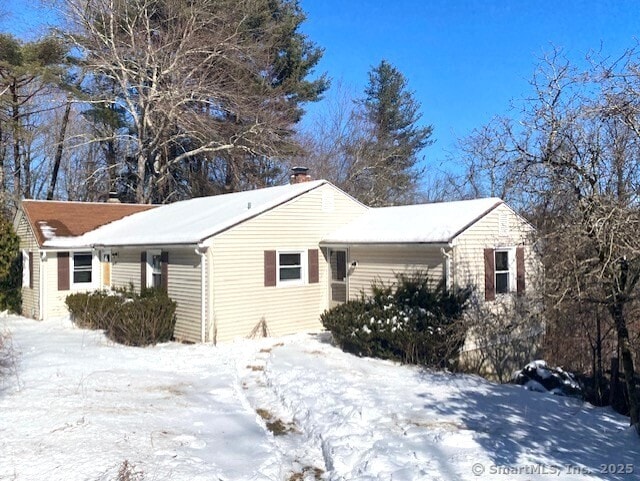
[
  {"xmin": 595, "ymin": 310, "xmax": 604, "ymax": 404},
  {"xmin": 224, "ymin": 154, "xmax": 239, "ymax": 193},
  {"xmin": 609, "ymin": 302, "xmax": 639, "ymax": 429},
  {"xmin": 0, "ymin": 121, "xmax": 5, "ymax": 211},
  {"xmin": 47, "ymin": 96, "xmax": 73, "ymax": 200},
  {"xmin": 136, "ymin": 152, "xmax": 147, "ymax": 203},
  {"xmin": 10, "ymin": 81, "xmax": 21, "ymax": 200},
  {"xmin": 23, "ymin": 141, "xmax": 31, "ymax": 198},
  {"xmin": 105, "ymin": 139, "xmax": 117, "ymax": 194}
]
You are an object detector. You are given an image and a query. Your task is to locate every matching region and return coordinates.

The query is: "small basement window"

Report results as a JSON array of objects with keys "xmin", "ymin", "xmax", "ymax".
[
  {"xmin": 72, "ymin": 252, "xmax": 93, "ymax": 285},
  {"xmin": 278, "ymin": 251, "xmax": 305, "ymax": 285}
]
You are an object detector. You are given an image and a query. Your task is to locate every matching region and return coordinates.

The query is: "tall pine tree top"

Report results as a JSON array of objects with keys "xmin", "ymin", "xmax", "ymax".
[{"xmin": 358, "ymin": 60, "xmax": 433, "ymax": 205}]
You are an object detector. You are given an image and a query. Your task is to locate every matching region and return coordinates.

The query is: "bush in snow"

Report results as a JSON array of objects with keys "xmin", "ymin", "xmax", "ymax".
[
  {"xmin": 66, "ymin": 288, "xmax": 176, "ymax": 346},
  {"xmin": 0, "ymin": 216, "xmax": 21, "ymax": 313},
  {"xmin": 0, "ymin": 328, "xmax": 16, "ymax": 383},
  {"xmin": 321, "ymin": 272, "xmax": 472, "ymax": 367},
  {"xmin": 460, "ymin": 295, "xmax": 544, "ymax": 382},
  {"xmin": 108, "ymin": 288, "xmax": 177, "ymax": 346},
  {"xmin": 65, "ymin": 290, "xmax": 121, "ymax": 330},
  {"xmin": 511, "ymin": 360, "xmax": 583, "ymax": 398}
]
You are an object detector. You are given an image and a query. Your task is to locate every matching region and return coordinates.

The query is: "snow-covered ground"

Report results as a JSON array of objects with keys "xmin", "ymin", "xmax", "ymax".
[{"xmin": 0, "ymin": 314, "xmax": 638, "ymax": 481}]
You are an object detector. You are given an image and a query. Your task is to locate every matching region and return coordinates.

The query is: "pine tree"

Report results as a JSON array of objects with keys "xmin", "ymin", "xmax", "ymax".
[
  {"xmin": 0, "ymin": 215, "xmax": 20, "ymax": 312},
  {"xmin": 357, "ymin": 60, "xmax": 433, "ymax": 206},
  {"xmin": 0, "ymin": 34, "xmax": 68, "ymax": 205}
]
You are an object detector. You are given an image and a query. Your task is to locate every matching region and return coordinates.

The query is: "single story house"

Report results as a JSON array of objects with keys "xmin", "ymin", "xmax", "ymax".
[{"xmin": 15, "ymin": 174, "xmax": 538, "ymax": 343}]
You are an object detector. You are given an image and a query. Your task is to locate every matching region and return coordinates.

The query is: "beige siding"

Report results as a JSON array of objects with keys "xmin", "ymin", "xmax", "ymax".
[
  {"xmin": 44, "ymin": 254, "xmax": 66, "ymax": 318},
  {"xmin": 43, "ymin": 251, "xmax": 101, "ymax": 318},
  {"xmin": 347, "ymin": 245, "xmax": 445, "ymax": 299},
  {"xmin": 111, "ymin": 247, "xmax": 204, "ymax": 343},
  {"xmin": 452, "ymin": 203, "xmax": 540, "ymax": 301},
  {"xmin": 111, "ymin": 249, "xmax": 142, "ymax": 292},
  {"xmin": 16, "ymin": 214, "xmax": 40, "ymax": 319},
  {"xmin": 17, "ymin": 208, "xmax": 109, "ymax": 319},
  {"xmin": 210, "ymin": 184, "xmax": 367, "ymax": 342},
  {"xmin": 166, "ymin": 249, "xmax": 203, "ymax": 343}
]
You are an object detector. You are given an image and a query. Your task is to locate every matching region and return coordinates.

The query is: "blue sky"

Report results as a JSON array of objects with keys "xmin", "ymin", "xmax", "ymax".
[
  {"xmin": 299, "ymin": 0, "xmax": 640, "ymax": 169},
  {"xmin": 3, "ymin": 0, "xmax": 640, "ymax": 172}
]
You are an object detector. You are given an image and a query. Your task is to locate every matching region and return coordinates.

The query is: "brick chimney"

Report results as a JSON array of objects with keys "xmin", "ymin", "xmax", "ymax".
[{"xmin": 290, "ymin": 166, "xmax": 311, "ymax": 184}]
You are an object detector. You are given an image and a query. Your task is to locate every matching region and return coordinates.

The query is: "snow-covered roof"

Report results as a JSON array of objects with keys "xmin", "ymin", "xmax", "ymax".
[
  {"xmin": 321, "ymin": 197, "xmax": 503, "ymax": 244},
  {"xmin": 44, "ymin": 180, "xmax": 328, "ymax": 248},
  {"xmin": 19, "ymin": 200, "xmax": 156, "ymax": 247}
]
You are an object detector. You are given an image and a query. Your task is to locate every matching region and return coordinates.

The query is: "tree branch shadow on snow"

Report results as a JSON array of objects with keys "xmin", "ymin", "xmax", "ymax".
[
  {"xmin": 415, "ymin": 371, "xmax": 639, "ymax": 480},
  {"xmin": 0, "ymin": 328, "xmax": 19, "ymax": 394}
]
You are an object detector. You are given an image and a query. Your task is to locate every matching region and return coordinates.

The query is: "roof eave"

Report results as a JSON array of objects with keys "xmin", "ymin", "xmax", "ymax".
[
  {"xmin": 320, "ymin": 240, "xmax": 453, "ymax": 247},
  {"xmin": 17, "ymin": 202, "xmax": 46, "ymax": 247}
]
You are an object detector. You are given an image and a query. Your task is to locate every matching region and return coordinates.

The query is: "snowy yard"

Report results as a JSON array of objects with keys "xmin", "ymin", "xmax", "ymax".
[{"xmin": 0, "ymin": 314, "xmax": 638, "ymax": 481}]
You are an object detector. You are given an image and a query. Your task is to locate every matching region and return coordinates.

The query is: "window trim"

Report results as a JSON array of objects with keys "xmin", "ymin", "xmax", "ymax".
[
  {"xmin": 494, "ymin": 248, "xmax": 516, "ymax": 295},
  {"xmin": 70, "ymin": 250, "xmax": 97, "ymax": 290},
  {"xmin": 276, "ymin": 249, "xmax": 307, "ymax": 287}
]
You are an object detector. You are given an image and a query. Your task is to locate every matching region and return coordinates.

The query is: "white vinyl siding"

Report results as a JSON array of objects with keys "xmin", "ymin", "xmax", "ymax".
[
  {"xmin": 209, "ymin": 184, "xmax": 367, "ymax": 342},
  {"xmin": 347, "ymin": 245, "xmax": 445, "ymax": 299}
]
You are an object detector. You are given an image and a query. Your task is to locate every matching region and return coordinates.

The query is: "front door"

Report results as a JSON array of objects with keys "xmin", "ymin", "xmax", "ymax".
[{"xmin": 329, "ymin": 249, "xmax": 348, "ymax": 306}]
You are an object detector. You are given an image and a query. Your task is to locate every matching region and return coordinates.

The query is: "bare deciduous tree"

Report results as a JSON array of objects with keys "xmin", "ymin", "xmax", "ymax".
[
  {"xmin": 63, "ymin": 0, "xmax": 327, "ymax": 203},
  {"xmin": 452, "ymin": 48, "xmax": 640, "ymax": 429}
]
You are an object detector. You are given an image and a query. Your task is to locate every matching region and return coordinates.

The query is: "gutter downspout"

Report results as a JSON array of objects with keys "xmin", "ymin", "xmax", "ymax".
[
  {"xmin": 441, "ymin": 246, "xmax": 453, "ymax": 292},
  {"xmin": 39, "ymin": 251, "xmax": 46, "ymax": 320},
  {"xmin": 195, "ymin": 246, "xmax": 208, "ymax": 343}
]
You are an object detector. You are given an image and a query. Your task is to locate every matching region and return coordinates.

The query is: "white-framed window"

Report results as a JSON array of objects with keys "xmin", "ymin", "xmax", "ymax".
[
  {"xmin": 22, "ymin": 250, "xmax": 30, "ymax": 288},
  {"xmin": 71, "ymin": 251, "xmax": 95, "ymax": 288},
  {"xmin": 495, "ymin": 248, "xmax": 516, "ymax": 294},
  {"xmin": 147, "ymin": 250, "xmax": 162, "ymax": 288},
  {"xmin": 277, "ymin": 250, "xmax": 306, "ymax": 286}
]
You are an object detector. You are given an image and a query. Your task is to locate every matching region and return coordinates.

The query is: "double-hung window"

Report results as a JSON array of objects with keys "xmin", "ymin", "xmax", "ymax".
[
  {"xmin": 148, "ymin": 251, "xmax": 162, "ymax": 288},
  {"xmin": 72, "ymin": 251, "xmax": 94, "ymax": 286},
  {"xmin": 485, "ymin": 246, "xmax": 526, "ymax": 301},
  {"xmin": 494, "ymin": 250, "xmax": 510, "ymax": 294},
  {"xmin": 278, "ymin": 251, "xmax": 305, "ymax": 285}
]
